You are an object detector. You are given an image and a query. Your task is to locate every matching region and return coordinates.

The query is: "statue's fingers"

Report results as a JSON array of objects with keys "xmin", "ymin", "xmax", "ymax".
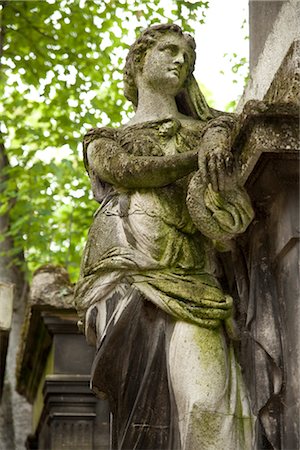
[
  {"xmin": 198, "ymin": 153, "xmax": 208, "ymax": 185},
  {"xmin": 225, "ymin": 154, "xmax": 234, "ymax": 175},
  {"xmin": 207, "ymin": 155, "xmax": 219, "ymax": 191},
  {"xmin": 216, "ymin": 154, "xmax": 226, "ymax": 191}
]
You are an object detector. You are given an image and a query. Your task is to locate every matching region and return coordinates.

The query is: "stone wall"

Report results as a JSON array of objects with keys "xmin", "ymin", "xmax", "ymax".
[
  {"xmin": 235, "ymin": 1, "xmax": 299, "ymax": 447},
  {"xmin": 249, "ymin": 0, "xmax": 285, "ymax": 69},
  {"xmin": 238, "ymin": 0, "xmax": 299, "ymax": 110}
]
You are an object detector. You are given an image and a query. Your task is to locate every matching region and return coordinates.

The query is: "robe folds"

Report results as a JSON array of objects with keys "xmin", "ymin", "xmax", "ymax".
[{"xmin": 75, "ymin": 119, "xmax": 255, "ymax": 450}]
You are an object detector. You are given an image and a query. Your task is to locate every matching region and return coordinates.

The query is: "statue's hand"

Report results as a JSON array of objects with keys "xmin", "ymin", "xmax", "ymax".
[{"xmin": 199, "ymin": 146, "xmax": 235, "ymax": 192}]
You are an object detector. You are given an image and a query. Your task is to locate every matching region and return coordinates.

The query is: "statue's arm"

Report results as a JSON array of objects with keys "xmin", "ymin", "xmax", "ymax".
[
  {"xmin": 187, "ymin": 118, "xmax": 254, "ymax": 245},
  {"xmin": 199, "ymin": 125, "xmax": 234, "ymax": 192},
  {"xmin": 87, "ymin": 137, "xmax": 198, "ymax": 188}
]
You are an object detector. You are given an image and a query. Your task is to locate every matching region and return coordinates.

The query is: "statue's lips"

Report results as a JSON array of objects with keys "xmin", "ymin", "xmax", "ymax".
[{"xmin": 168, "ymin": 67, "xmax": 181, "ymax": 77}]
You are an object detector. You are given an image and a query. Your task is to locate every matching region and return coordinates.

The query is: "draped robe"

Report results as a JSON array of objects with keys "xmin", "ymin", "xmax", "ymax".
[{"xmin": 75, "ymin": 117, "xmax": 255, "ymax": 450}]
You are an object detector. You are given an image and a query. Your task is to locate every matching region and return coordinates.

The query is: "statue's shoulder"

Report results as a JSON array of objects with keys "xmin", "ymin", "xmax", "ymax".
[
  {"xmin": 82, "ymin": 126, "xmax": 119, "ymax": 171},
  {"xmin": 83, "ymin": 126, "xmax": 118, "ymax": 148}
]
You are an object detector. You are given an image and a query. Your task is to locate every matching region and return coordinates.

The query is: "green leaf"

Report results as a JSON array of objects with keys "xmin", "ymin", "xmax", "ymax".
[{"xmin": 1, "ymin": 0, "xmax": 230, "ymax": 282}]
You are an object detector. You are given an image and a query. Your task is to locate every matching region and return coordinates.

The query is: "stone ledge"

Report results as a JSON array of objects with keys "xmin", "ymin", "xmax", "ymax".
[
  {"xmin": 16, "ymin": 306, "xmax": 79, "ymax": 403},
  {"xmin": 16, "ymin": 265, "xmax": 76, "ymax": 403},
  {"xmin": 232, "ymin": 100, "xmax": 299, "ymax": 185}
]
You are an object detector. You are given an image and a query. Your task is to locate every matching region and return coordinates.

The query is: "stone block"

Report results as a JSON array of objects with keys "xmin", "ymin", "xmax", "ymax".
[{"xmin": 16, "ymin": 265, "xmax": 110, "ymax": 449}]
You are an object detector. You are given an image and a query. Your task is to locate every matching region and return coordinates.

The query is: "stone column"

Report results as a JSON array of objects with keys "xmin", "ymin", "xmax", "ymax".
[
  {"xmin": 235, "ymin": 5, "xmax": 299, "ymax": 444},
  {"xmin": 0, "ymin": 282, "xmax": 13, "ymax": 397},
  {"xmin": 16, "ymin": 265, "xmax": 110, "ymax": 450},
  {"xmin": 232, "ymin": 99, "xmax": 299, "ymax": 448}
]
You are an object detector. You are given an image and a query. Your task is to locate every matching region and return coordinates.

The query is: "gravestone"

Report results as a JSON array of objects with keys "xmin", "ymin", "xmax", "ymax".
[
  {"xmin": 75, "ymin": 18, "xmax": 299, "ymax": 450},
  {"xmin": 12, "ymin": 4, "xmax": 299, "ymax": 449},
  {"xmin": 16, "ymin": 265, "xmax": 110, "ymax": 450}
]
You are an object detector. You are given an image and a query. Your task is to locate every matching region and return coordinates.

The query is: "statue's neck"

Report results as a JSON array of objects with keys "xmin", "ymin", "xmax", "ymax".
[{"xmin": 130, "ymin": 85, "xmax": 182, "ymax": 125}]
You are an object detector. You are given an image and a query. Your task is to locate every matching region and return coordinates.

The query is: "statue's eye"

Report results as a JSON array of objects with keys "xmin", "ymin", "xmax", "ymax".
[{"xmin": 158, "ymin": 44, "xmax": 178, "ymax": 56}]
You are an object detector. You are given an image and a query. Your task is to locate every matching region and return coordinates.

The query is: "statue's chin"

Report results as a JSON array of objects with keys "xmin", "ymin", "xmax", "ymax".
[{"xmin": 161, "ymin": 73, "xmax": 184, "ymax": 95}]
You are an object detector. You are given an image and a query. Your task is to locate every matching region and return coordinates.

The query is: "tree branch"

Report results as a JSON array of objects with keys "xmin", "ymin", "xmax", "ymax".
[
  {"xmin": 0, "ymin": 1, "xmax": 7, "ymax": 70},
  {"xmin": 9, "ymin": 4, "xmax": 57, "ymax": 41}
]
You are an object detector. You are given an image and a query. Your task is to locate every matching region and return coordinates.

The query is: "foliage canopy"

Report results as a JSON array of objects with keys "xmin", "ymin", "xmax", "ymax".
[{"xmin": 0, "ymin": 0, "xmax": 210, "ymax": 280}]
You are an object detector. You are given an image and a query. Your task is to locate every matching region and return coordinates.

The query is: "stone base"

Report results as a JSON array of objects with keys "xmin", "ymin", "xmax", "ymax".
[{"xmin": 26, "ymin": 375, "xmax": 109, "ymax": 450}]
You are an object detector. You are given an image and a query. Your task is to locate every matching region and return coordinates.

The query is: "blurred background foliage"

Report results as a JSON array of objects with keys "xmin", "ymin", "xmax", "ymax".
[{"xmin": 0, "ymin": 0, "xmax": 245, "ymax": 282}]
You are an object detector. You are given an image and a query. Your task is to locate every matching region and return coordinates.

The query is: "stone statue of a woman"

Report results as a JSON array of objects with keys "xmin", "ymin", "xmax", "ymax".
[{"xmin": 75, "ymin": 23, "xmax": 255, "ymax": 450}]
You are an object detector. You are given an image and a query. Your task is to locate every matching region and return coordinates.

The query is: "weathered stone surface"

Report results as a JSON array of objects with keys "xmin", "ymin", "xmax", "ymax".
[
  {"xmin": 16, "ymin": 265, "xmax": 75, "ymax": 402},
  {"xmin": 230, "ymin": 95, "xmax": 299, "ymax": 448},
  {"xmin": 264, "ymin": 40, "xmax": 300, "ymax": 104},
  {"xmin": 249, "ymin": 0, "xmax": 284, "ymax": 70},
  {"xmin": 232, "ymin": 100, "xmax": 299, "ymax": 184},
  {"xmin": 75, "ymin": 24, "xmax": 255, "ymax": 450},
  {"xmin": 30, "ymin": 264, "xmax": 74, "ymax": 308},
  {"xmin": 73, "ymin": 14, "xmax": 299, "ymax": 450},
  {"xmin": 15, "ymin": 264, "xmax": 110, "ymax": 449},
  {"xmin": 23, "ymin": 316, "xmax": 109, "ymax": 450},
  {"xmin": 0, "ymin": 282, "xmax": 13, "ymax": 331},
  {"xmin": 0, "ymin": 282, "xmax": 14, "ymax": 399},
  {"xmin": 238, "ymin": 0, "xmax": 299, "ymax": 109}
]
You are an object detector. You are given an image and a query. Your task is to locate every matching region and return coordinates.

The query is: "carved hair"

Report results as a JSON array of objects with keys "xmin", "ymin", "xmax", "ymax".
[{"xmin": 124, "ymin": 23, "xmax": 218, "ymax": 121}]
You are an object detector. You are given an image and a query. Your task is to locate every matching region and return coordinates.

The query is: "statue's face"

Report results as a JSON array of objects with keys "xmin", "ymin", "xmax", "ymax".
[{"xmin": 139, "ymin": 33, "xmax": 194, "ymax": 95}]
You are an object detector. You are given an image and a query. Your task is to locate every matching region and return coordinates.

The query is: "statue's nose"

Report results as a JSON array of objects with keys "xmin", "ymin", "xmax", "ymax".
[{"xmin": 174, "ymin": 52, "xmax": 185, "ymax": 65}]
